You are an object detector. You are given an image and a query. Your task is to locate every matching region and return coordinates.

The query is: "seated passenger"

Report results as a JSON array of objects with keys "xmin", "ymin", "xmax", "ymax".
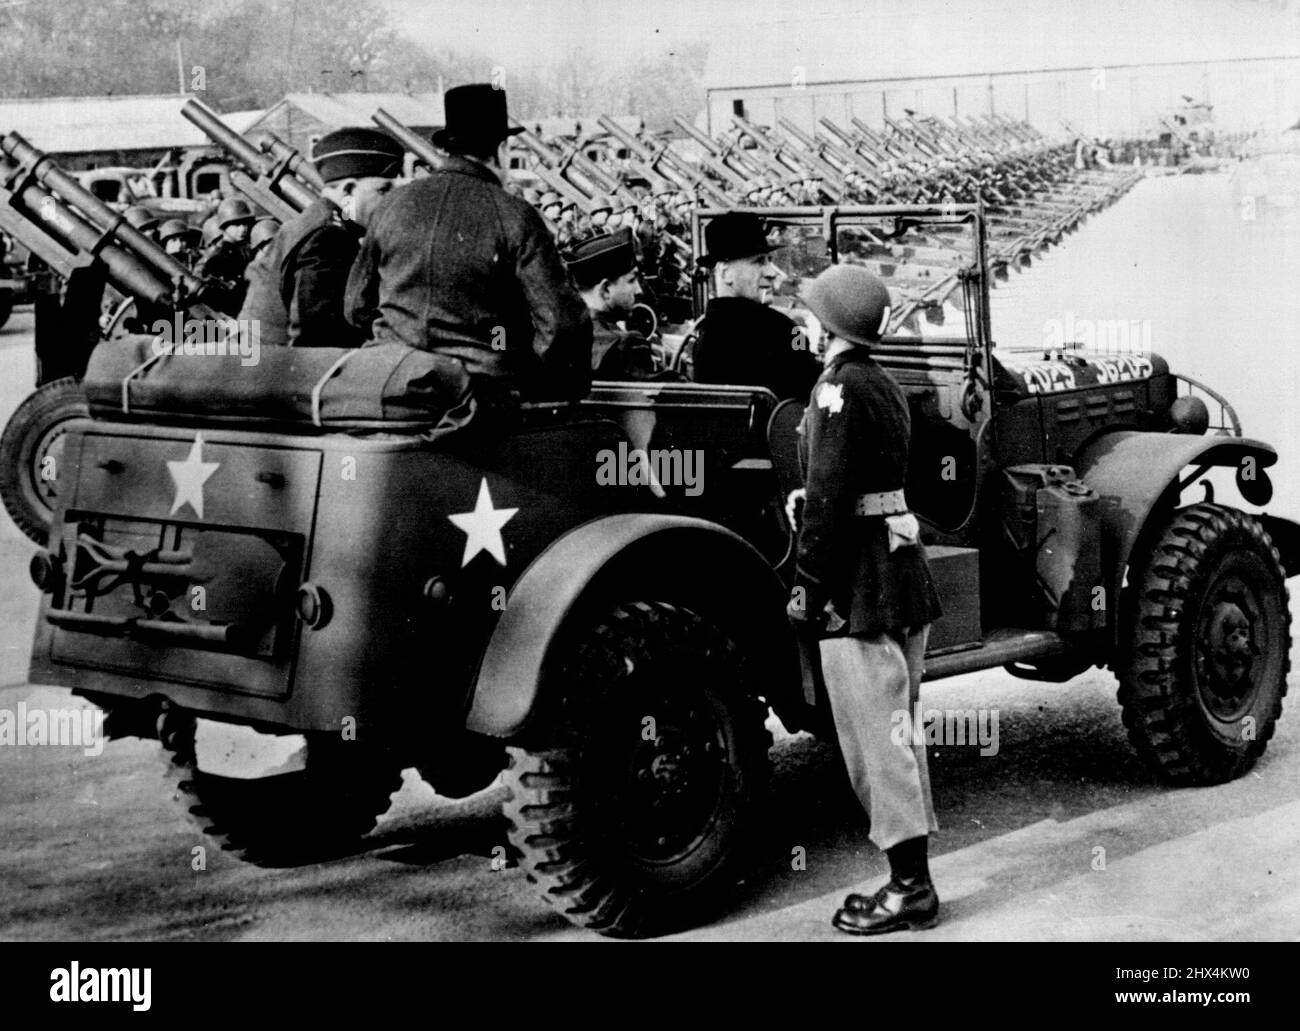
[
  {"xmin": 239, "ymin": 128, "xmax": 403, "ymax": 347},
  {"xmin": 563, "ymin": 228, "xmax": 655, "ymax": 380},
  {"xmin": 691, "ymin": 212, "xmax": 820, "ymax": 401},
  {"xmin": 344, "ymin": 83, "xmax": 591, "ymax": 406}
]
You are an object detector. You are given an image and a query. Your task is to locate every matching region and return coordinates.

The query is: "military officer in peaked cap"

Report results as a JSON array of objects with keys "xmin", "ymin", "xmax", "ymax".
[
  {"xmin": 238, "ymin": 127, "xmax": 403, "ymax": 347},
  {"xmin": 563, "ymin": 228, "xmax": 654, "ymax": 380},
  {"xmin": 786, "ymin": 263, "xmax": 943, "ymax": 936}
]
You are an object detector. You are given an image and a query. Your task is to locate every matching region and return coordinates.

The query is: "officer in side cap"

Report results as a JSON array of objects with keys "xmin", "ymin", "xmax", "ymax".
[
  {"xmin": 345, "ymin": 83, "xmax": 591, "ymax": 407},
  {"xmin": 691, "ymin": 212, "xmax": 820, "ymax": 401},
  {"xmin": 238, "ymin": 126, "xmax": 403, "ymax": 347},
  {"xmin": 563, "ymin": 228, "xmax": 654, "ymax": 380}
]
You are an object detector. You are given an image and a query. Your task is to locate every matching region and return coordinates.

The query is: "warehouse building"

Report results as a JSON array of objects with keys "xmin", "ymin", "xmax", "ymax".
[{"xmin": 702, "ymin": 0, "xmax": 1300, "ymax": 138}]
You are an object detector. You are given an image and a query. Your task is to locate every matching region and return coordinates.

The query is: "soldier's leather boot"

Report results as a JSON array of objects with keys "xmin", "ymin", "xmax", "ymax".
[{"xmin": 832, "ymin": 877, "xmax": 940, "ymax": 936}]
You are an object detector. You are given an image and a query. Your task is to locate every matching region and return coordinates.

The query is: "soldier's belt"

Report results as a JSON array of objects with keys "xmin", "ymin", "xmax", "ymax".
[{"xmin": 854, "ymin": 489, "xmax": 908, "ymax": 516}]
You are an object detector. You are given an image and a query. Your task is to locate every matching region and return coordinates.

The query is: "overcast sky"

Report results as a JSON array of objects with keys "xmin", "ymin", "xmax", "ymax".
[{"xmin": 382, "ymin": 0, "xmax": 1300, "ymax": 74}]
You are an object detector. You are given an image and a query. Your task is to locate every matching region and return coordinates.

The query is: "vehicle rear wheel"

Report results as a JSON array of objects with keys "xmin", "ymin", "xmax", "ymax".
[
  {"xmin": 0, "ymin": 291, "xmax": 13, "ymax": 329},
  {"xmin": 502, "ymin": 601, "xmax": 771, "ymax": 938},
  {"xmin": 158, "ymin": 709, "xmax": 403, "ymax": 866},
  {"xmin": 1118, "ymin": 503, "xmax": 1291, "ymax": 784},
  {"xmin": 0, "ymin": 377, "xmax": 86, "ymax": 544}
]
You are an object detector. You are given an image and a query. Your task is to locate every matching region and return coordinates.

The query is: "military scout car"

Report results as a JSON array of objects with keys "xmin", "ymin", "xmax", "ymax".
[{"xmin": 8, "ymin": 204, "xmax": 1296, "ymax": 938}]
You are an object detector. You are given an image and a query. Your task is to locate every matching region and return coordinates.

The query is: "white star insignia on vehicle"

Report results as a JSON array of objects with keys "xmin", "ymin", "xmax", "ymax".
[
  {"xmin": 448, "ymin": 478, "xmax": 519, "ymax": 567},
  {"xmin": 816, "ymin": 382, "xmax": 844, "ymax": 415},
  {"xmin": 167, "ymin": 434, "xmax": 220, "ymax": 520}
]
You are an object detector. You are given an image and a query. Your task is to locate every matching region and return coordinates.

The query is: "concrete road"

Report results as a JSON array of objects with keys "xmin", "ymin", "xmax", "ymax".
[{"xmin": 0, "ymin": 172, "xmax": 1298, "ymax": 941}]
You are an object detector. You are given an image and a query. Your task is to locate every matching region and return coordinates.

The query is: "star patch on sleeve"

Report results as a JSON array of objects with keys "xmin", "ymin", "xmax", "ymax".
[{"xmin": 816, "ymin": 381, "xmax": 844, "ymax": 415}]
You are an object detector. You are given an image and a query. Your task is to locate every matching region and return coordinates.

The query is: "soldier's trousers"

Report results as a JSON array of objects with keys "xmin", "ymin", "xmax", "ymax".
[{"xmin": 819, "ymin": 626, "xmax": 938, "ymax": 851}]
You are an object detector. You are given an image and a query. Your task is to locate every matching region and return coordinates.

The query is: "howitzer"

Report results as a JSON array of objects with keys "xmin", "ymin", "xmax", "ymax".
[
  {"xmin": 258, "ymin": 134, "xmax": 326, "ymax": 190},
  {"xmin": 512, "ymin": 124, "xmax": 628, "ymax": 206},
  {"xmin": 181, "ymin": 98, "xmax": 318, "ymax": 221},
  {"xmin": 671, "ymin": 118, "xmax": 767, "ymax": 191},
  {"xmin": 1, "ymin": 133, "xmax": 207, "ymax": 306},
  {"xmin": 373, "ymin": 108, "xmax": 446, "ymax": 173},
  {"xmin": 730, "ymin": 116, "xmax": 847, "ymax": 198},
  {"xmin": 598, "ymin": 116, "xmax": 731, "ymax": 207}
]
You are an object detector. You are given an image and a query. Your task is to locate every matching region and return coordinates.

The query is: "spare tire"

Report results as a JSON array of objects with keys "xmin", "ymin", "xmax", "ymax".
[{"xmin": 0, "ymin": 377, "xmax": 87, "ymax": 544}]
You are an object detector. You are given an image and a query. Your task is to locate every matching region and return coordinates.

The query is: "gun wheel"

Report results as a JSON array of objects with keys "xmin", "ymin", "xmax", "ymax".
[
  {"xmin": 503, "ymin": 601, "xmax": 771, "ymax": 938},
  {"xmin": 0, "ymin": 377, "xmax": 86, "ymax": 544},
  {"xmin": 1118, "ymin": 503, "xmax": 1291, "ymax": 785},
  {"xmin": 158, "ymin": 710, "xmax": 403, "ymax": 867}
]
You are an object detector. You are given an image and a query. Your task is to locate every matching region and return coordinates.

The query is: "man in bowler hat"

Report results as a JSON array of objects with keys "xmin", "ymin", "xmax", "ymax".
[
  {"xmin": 345, "ymin": 83, "xmax": 592, "ymax": 405},
  {"xmin": 240, "ymin": 127, "xmax": 403, "ymax": 347},
  {"xmin": 691, "ymin": 212, "xmax": 819, "ymax": 401}
]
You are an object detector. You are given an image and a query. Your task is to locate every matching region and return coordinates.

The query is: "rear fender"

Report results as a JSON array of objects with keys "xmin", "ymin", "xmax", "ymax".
[
  {"xmin": 465, "ymin": 513, "xmax": 801, "ymax": 739},
  {"xmin": 1074, "ymin": 431, "xmax": 1281, "ymax": 644}
]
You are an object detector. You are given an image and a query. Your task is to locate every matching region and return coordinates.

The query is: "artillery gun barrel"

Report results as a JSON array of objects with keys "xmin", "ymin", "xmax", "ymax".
[
  {"xmin": 733, "ymin": 115, "xmax": 848, "ymax": 191},
  {"xmin": 511, "ymin": 124, "xmax": 611, "ymax": 201},
  {"xmin": 600, "ymin": 116, "xmax": 731, "ymax": 206},
  {"xmin": 1, "ymin": 132, "xmax": 206, "ymax": 302},
  {"xmin": 372, "ymin": 109, "xmax": 446, "ymax": 173},
  {"xmin": 258, "ymin": 133, "xmax": 326, "ymax": 189},
  {"xmin": 672, "ymin": 118, "xmax": 765, "ymax": 185},
  {"xmin": 180, "ymin": 98, "xmax": 319, "ymax": 213},
  {"xmin": 0, "ymin": 154, "xmax": 176, "ymax": 308}
]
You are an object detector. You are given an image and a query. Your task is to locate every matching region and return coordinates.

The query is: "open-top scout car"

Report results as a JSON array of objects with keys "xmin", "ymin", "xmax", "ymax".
[{"xmin": 9, "ymin": 204, "xmax": 1296, "ymax": 937}]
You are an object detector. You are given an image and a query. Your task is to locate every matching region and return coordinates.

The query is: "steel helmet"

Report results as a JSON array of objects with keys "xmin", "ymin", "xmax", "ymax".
[
  {"xmin": 200, "ymin": 216, "xmax": 221, "ymax": 246},
  {"xmin": 123, "ymin": 205, "xmax": 159, "ymax": 233},
  {"xmin": 215, "ymin": 196, "xmax": 255, "ymax": 229},
  {"xmin": 800, "ymin": 263, "xmax": 893, "ymax": 346},
  {"xmin": 157, "ymin": 218, "xmax": 198, "ymax": 244},
  {"xmin": 250, "ymin": 218, "xmax": 280, "ymax": 250},
  {"xmin": 588, "ymin": 193, "xmax": 615, "ymax": 214}
]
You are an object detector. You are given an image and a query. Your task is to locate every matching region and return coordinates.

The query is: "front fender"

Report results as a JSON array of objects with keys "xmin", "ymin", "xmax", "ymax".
[
  {"xmin": 1074, "ymin": 431, "xmax": 1279, "ymax": 640},
  {"xmin": 466, "ymin": 513, "xmax": 801, "ymax": 739}
]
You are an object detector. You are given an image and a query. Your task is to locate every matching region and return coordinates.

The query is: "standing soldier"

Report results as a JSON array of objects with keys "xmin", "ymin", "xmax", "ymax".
[
  {"xmin": 786, "ymin": 263, "xmax": 943, "ymax": 936},
  {"xmin": 197, "ymin": 196, "xmax": 257, "ymax": 313},
  {"xmin": 157, "ymin": 219, "xmax": 202, "ymax": 270},
  {"xmin": 345, "ymin": 83, "xmax": 591, "ymax": 407},
  {"xmin": 239, "ymin": 128, "xmax": 402, "ymax": 347}
]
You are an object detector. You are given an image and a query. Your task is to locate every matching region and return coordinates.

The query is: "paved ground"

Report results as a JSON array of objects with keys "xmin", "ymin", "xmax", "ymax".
[{"xmin": 0, "ymin": 170, "xmax": 1297, "ymax": 941}]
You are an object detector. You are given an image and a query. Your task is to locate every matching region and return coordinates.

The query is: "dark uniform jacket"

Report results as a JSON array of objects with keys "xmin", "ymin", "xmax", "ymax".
[
  {"xmin": 344, "ymin": 156, "xmax": 592, "ymax": 402},
  {"xmin": 238, "ymin": 198, "xmax": 362, "ymax": 348},
  {"xmin": 692, "ymin": 296, "xmax": 820, "ymax": 401},
  {"xmin": 592, "ymin": 311, "xmax": 655, "ymax": 380},
  {"xmin": 196, "ymin": 238, "xmax": 251, "ymax": 315},
  {"xmin": 794, "ymin": 349, "xmax": 942, "ymax": 639}
]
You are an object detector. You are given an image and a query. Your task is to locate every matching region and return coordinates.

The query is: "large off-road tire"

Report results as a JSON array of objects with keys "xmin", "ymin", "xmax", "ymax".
[
  {"xmin": 502, "ymin": 601, "xmax": 771, "ymax": 938},
  {"xmin": 1118, "ymin": 503, "xmax": 1291, "ymax": 785},
  {"xmin": 158, "ymin": 710, "xmax": 404, "ymax": 866},
  {"xmin": 0, "ymin": 377, "xmax": 86, "ymax": 544}
]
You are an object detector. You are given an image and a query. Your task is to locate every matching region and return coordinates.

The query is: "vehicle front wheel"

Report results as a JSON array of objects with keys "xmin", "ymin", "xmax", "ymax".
[
  {"xmin": 0, "ymin": 377, "xmax": 86, "ymax": 544},
  {"xmin": 1118, "ymin": 503, "xmax": 1291, "ymax": 784},
  {"xmin": 503, "ymin": 601, "xmax": 771, "ymax": 937}
]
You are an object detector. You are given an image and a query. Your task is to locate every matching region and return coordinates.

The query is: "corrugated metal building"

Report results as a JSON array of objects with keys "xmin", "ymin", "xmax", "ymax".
[
  {"xmin": 0, "ymin": 93, "xmax": 260, "ymax": 169},
  {"xmin": 703, "ymin": 0, "xmax": 1300, "ymax": 138},
  {"xmin": 243, "ymin": 92, "xmax": 445, "ymax": 155}
]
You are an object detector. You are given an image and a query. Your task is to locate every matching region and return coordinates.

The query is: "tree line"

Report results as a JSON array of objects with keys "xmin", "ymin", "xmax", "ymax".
[{"xmin": 0, "ymin": 0, "xmax": 708, "ymax": 129}]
